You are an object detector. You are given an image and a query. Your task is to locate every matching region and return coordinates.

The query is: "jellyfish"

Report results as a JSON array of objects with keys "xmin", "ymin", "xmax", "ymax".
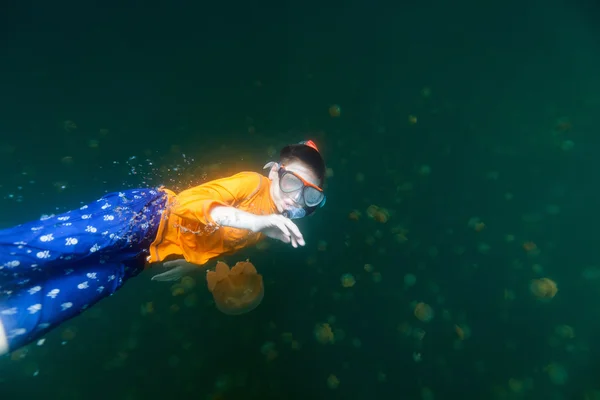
[
  {"xmin": 206, "ymin": 260, "xmax": 264, "ymax": 315},
  {"xmin": 327, "ymin": 374, "xmax": 340, "ymax": 389},
  {"xmin": 414, "ymin": 302, "xmax": 434, "ymax": 322},
  {"xmin": 260, "ymin": 341, "xmax": 278, "ymax": 362},
  {"xmin": 530, "ymin": 278, "xmax": 558, "ymax": 300},
  {"xmin": 545, "ymin": 362, "xmax": 568, "ymax": 385},
  {"xmin": 404, "ymin": 273, "xmax": 417, "ymax": 288},
  {"xmin": 328, "ymin": 104, "xmax": 341, "ymax": 117},
  {"xmin": 554, "ymin": 325, "xmax": 575, "ymax": 339},
  {"xmin": 314, "ymin": 323, "xmax": 335, "ymax": 344},
  {"xmin": 366, "ymin": 205, "xmax": 389, "ymax": 223},
  {"xmin": 348, "ymin": 210, "xmax": 361, "ymax": 221},
  {"xmin": 340, "ymin": 273, "xmax": 356, "ymax": 288}
]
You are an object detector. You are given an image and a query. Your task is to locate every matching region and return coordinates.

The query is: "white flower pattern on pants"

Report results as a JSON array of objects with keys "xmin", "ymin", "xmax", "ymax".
[{"xmin": 0, "ymin": 189, "xmax": 167, "ymax": 353}]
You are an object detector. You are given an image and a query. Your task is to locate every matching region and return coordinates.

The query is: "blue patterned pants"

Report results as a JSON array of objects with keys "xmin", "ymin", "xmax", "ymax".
[{"xmin": 0, "ymin": 188, "xmax": 167, "ymax": 353}]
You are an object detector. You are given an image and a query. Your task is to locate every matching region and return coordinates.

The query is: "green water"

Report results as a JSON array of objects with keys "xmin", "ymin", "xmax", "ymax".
[{"xmin": 1, "ymin": 0, "xmax": 600, "ymax": 399}]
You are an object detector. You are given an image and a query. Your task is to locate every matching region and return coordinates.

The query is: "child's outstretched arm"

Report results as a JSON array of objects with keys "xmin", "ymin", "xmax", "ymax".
[
  {"xmin": 210, "ymin": 206, "xmax": 261, "ymax": 231},
  {"xmin": 211, "ymin": 206, "xmax": 305, "ymax": 248}
]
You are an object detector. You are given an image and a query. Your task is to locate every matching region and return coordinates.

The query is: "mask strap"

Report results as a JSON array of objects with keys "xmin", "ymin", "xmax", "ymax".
[{"xmin": 263, "ymin": 161, "xmax": 277, "ymax": 170}]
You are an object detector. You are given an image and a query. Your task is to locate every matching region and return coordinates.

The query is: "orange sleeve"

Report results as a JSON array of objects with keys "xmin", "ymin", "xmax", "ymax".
[{"xmin": 170, "ymin": 172, "xmax": 262, "ymax": 225}]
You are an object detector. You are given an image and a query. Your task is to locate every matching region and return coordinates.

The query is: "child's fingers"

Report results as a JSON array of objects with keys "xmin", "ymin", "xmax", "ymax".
[
  {"xmin": 274, "ymin": 220, "xmax": 291, "ymax": 239},
  {"xmin": 282, "ymin": 219, "xmax": 304, "ymax": 242}
]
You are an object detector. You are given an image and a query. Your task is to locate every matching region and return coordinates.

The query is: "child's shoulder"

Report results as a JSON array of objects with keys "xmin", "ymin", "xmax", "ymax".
[
  {"xmin": 231, "ymin": 170, "xmax": 261, "ymax": 178},
  {"xmin": 205, "ymin": 171, "xmax": 268, "ymax": 196},
  {"xmin": 229, "ymin": 171, "xmax": 266, "ymax": 184},
  {"xmin": 227, "ymin": 171, "xmax": 271, "ymax": 200}
]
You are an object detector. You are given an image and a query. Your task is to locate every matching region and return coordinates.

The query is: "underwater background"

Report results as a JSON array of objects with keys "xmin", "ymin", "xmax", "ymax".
[{"xmin": 1, "ymin": 0, "xmax": 600, "ymax": 398}]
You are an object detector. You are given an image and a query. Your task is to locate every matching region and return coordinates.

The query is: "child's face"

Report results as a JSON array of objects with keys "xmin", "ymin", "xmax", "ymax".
[{"xmin": 269, "ymin": 161, "xmax": 321, "ymax": 213}]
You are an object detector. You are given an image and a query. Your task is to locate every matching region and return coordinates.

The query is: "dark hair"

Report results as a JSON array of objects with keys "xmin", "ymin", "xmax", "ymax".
[{"xmin": 279, "ymin": 144, "xmax": 326, "ymax": 185}]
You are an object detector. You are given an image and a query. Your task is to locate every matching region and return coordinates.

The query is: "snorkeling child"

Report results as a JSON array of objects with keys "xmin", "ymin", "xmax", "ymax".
[{"xmin": 0, "ymin": 140, "xmax": 326, "ymax": 356}]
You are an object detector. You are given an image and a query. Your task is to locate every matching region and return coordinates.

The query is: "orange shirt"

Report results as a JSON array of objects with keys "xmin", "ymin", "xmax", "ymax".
[{"xmin": 148, "ymin": 171, "xmax": 276, "ymax": 266}]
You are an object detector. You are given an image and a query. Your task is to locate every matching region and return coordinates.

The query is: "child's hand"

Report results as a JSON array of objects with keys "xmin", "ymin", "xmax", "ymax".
[{"xmin": 254, "ymin": 214, "xmax": 305, "ymax": 248}]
